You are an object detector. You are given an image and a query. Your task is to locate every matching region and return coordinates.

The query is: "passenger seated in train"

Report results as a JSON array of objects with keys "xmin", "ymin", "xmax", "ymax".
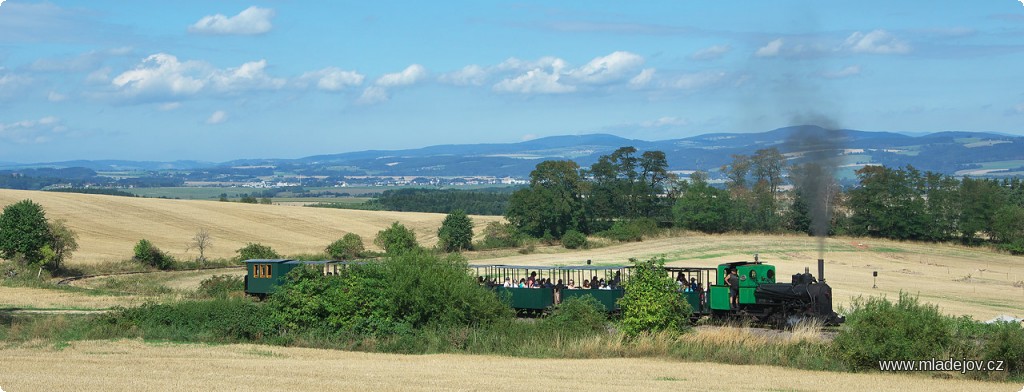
[
  {"xmin": 582, "ymin": 279, "xmax": 591, "ymax": 289},
  {"xmin": 503, "ymin": 277, "xmax": 513, "ymax": 287},
  {"xmin": 518, "ymin": 278, "xmax": 527, "ymax": 288},
  {"xmin": 567, "ymin": 279, "xmax": 577, "ymax": 289}
]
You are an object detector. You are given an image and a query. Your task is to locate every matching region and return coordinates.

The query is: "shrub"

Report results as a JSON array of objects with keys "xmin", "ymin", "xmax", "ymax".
[
  {"xmin": 197, "ymin": 274, "xmax": 245, "ymax": 298},
  {"xmin": 268, "ymin": 249, "xmax": 512, "ymax": 337},
  {"xmin": 437, "ymin": 210, "xmax": 473, "ymax": 252},
  {"xmin": 617, "ymin": 257, "xmax": 691, "ymax": 337},
  {"xmin": 108, "ymin": 298, "xmax": 273, "ymax": 342},
  {"xmin": 325, "ymin": 233, "xmax": 365, "ymax": 260},
  {"xmin": 833, "ymin": 292, "xmax": 953, "ymax": 371},
  {"xmin": 236, "ymin": 242, "xmax": 280, "ymax": 261},
  {"xmin": 133, "ymin": 239, "xmax": 174, "ymax": 270},
  {"xmin": 599, "ymin": 219, "xmax": 659, "ymax": 242},
  {"xmin": 374, "ymin": 222, "xmax": 418, "ymax": 254},
  {"xmin": 475, "ymin": 222, "xmax": 522, "ymax": 250},
  {"xmin": 561, "ymin": 230, "xmax": 588, "ymax": 249},
  {"xmin": 540, "ymin": 295, "xmax": 607, "ymax": 338},
  {"xmin": 982, "ymin": 322, "xmax": 1024, "ymax": 378}
]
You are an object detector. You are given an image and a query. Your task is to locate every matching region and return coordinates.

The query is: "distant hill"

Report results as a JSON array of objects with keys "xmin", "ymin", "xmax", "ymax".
[{"xmin": 3, "ymin": 127, "xmax": 1023, "ymax": 179}]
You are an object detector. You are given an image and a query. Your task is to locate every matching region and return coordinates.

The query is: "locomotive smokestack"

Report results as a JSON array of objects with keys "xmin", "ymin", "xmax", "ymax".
[{"xmin": 818, "ymin": 258, "xmax": 825, "ymax": 283}]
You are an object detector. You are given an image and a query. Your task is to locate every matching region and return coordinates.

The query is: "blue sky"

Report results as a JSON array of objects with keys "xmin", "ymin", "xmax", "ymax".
[{"xmin": 1, "ymin": 1, "xmax": 1023, "ymax": 163}]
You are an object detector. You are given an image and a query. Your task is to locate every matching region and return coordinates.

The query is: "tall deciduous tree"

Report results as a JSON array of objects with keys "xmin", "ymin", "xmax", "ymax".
[
  {"xmin": 186, "ymin": 228, "xmax": 213, "ymax": 262},
  {"xmin": 506, "ymin": 160, "xmax": 588, "ymax": 238},
  {"xmin": 0, "ymin": 199, "xmax": 51, "ymax": 265},
  {"xmin": 374, "ymin": 222, "xmax": 419, "ymax": 254},
  {"xmin": 672, "ymin": 172, "xmax": 733, "ymax": 233},
  {"xmin": 46, "ymin": 219, "xmax": 78, "ymax": 272},
  {"xmin": 437, "ymin": 210, "xmax": 473, "ymax": 252}
]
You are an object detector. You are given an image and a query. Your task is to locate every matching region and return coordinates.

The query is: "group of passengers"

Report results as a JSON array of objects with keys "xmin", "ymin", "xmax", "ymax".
[
  {"xmin": 486, "ymin": 271, "xmax": 622, "ymax": 291},
  {"xmin": 675, "ymin": 272, "xmax": 702, "ymax": 293}
]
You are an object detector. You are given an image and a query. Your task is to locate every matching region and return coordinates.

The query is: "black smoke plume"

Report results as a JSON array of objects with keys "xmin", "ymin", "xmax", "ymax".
[{"xmin": 787, "ymin": 115, "xmax": 842, "ymax": 258}]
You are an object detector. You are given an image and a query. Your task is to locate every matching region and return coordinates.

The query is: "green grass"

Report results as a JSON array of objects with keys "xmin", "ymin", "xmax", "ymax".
[{"xmin": 127, "ymin": 187, "xmax": 253, "ymax": 200}]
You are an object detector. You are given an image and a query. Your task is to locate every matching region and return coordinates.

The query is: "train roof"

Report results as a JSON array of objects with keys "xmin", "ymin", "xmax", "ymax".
[
  {"xmin": 468, "ymin": 264, "xmax": 632, "ymax": 271},
  {"xmin": 243, "ymin": 259, "xmax": 367, "ymax": 265}
]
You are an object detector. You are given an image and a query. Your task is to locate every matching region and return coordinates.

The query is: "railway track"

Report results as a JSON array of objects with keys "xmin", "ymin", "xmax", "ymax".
[{"xmin": 55, "ymin": 265, "xmax": 245, "ymax": 286}]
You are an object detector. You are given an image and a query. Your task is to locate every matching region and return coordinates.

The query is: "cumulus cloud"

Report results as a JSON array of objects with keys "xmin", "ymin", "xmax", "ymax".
[
  {"xmin": 298, "ymin": 67, "xmax": 364, "ymax": 91},
  {"xmin": 375, "ymin": 64, "xmax": 427, "ymax": 87},
  {"xmin": 690, "ymin": 44, "xmax": 731, "ymax": 61},
  {"xmin": 493, "ymin": 68, "xmax": 575, "ymax": 94},
  {"xmin": 664, "ymin": 71, "xmax": 727, "ymax": 90},
  {"xmin": 439, "ymin": 65, "xmax": 489, "ymax": 86},
  {"xmin": 0, "ymin": 116, "xmax": 67, "ymax": 144},
  {"xmin": 356, "ymin": 64, "xmax": 428, "ymax": 104},
  {"xmin": 565, "ymin": 51, "xmax": 645, "ymax": 85},
  {"xmin": 629, "ymin": 68, "xmax": 656, "ymax": 88},
  {"xmin": 158, "ymin": 102, "xmax": 181, "ymax": 111},
  {"xmin": 205, "ymin": 110, "xmax": 228, "ymax": 124},
  {"xmin": 189, "ymin": 6, "xmax": 275, "ymax": 35},
  {"xmin": 755, "ymin": 39, "xmax": 784, "ymax": 57},
  {"xmin": 843, "ymin": 30, "xmax": 910, "ymax": 54},
  {"xmin": 822, "ymin": 65, "xmax": 862, "ymax": 79},
  {"xmin": 491, "ymin": 51, "xmax": 650, "ymax": 94},
  {"xmin": 112, "ymin": 53, "xmax": 205, "ymax": 98},
  {"xmin": 208, "ymin": 59, "xmax": 286, "ymax": 92},
  {"xmin": 109, "ymin": 53, "xmax": 288, "ymax": 102},
  {"xmin": 357, "ymin": 86, "xmax": 390, "ymax": 105}
]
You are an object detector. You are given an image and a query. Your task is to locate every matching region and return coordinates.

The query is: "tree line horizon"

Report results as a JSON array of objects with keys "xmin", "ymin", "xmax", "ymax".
[{"xmin": 503, "ymin": 146, "xmax": 1024, "ymax": 253}]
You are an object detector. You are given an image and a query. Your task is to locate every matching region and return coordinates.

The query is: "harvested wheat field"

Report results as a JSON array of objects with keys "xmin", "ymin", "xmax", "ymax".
[
  {"xmin": 0, "ymin": 339, "xmax": 1013, "ymax": 392},
  {"xmin": 0, "ymin": 189, "xmax": 503, "ymax": 264},
  {"xmin": 471, "ymin": 234, "xmax": 1024, "ymax": 321}
]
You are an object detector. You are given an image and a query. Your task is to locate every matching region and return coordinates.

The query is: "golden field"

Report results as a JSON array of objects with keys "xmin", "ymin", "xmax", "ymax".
[
  {"xmin": 0, "ymin": 189, "xmax": 503, "ymax": 264},
  {"xmin": 0, "ymin": 188, "xmax": 1021, "ymax": 321},
  {"xmin": 0, "ymin": 339, "xmax": 1014, "ymax": 392}
]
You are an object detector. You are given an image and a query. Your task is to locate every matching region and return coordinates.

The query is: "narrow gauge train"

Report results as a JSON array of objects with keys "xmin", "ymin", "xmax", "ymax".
[{"xmin": 243, "ymin": 257, "xmax": 843, "ymax": 325}]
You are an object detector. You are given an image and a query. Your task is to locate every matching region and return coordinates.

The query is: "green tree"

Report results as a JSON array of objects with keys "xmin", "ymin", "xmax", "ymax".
[
  {"xmin": 672, "ymin": 172, "xmax": 733, "ymax": 233},
  {"xmin": 437, "ymin": 210, "xmax": 473, "ymax": 252},
  {"xmin": 0, "ymin": 199, "xmax": 51, "ymax": 265},
  {"xmin": 134, "ymin": 239, "xmax": 174, "ymax": 270},
  {"xmin": 506, "ymin": 160, "xmax": 588, "ymax": 238},
  {"xmin": 992, "ymin": 205, "xmax": 1024, "ymax": 252},
  {"xmin": 618, "ymin": 257, "xmax": 691, "ymax": 336},
  {"xmin": 46, "ymin": 219, "xmax": 79, "ymax": 272},
  {"xmin": 374, "ymin": 222, "xmax": 418, "ymax": 254},
  {"xmin": 325, "ymin": 233, "xmax": 365, "ymax": 260},
  {"xmin": 236, "ymin": 242, "xmax": 280, "ymax": 261},
  {"xmin": 561, "ymin": 229, "xmax": 587, "ymax": 249}
]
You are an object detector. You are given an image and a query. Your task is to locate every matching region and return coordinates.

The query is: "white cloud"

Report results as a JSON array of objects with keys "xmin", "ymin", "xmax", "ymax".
[
  {"xmin": 86, "ymin": 67, "xmax": 112, "ymax": 84},
  {"xmin": 629, "ymin": 68, "xmax": 656, "ymax": 88},
  {"xmin": 439, "ymin": 65, "xmax": 489, "ymax": 86},
  {"xmin": 664, "ymin": 71, "xmax": 727, "ymax": 90},
  {"xmin": 355, "ymin": 64, "xmax": 428, "ymax": 104},
  {"xmin": 158, "ymin": 102, "xmax": 181, "ymax": 111},
  {"xmin": 690, "ymin": 44, "xmax": 731, "ymax": 61},
  {"xmin": 299, "ymin": 67, "xmax": 364, "ymax": 91},
  {"xmin": 188, "ymin": 6, "xmax": 274, "ymax": 35},
  {"xmin": 357, "ymin": 86, "xmax": 390, "ymax": 104},
  {"xmin": 493, "ymin": 68, "xmax": 575, "ymax": 94},
  {"xmin": 47, "ymin": 91, "xmax": 67, "ymax": 102},
  {"xmin": 822, "ymin": 65, "xmax": 862, "ymax": 79},
  {"xmin": 0, "ymin": 116, "xmax": 67, "ymax": 144},
  {"xmin": 205, "ymin": 110, "xmax": 228, "ymax": 124},
  {"xmin": 112, "ymin": 53, "xmax": 205, "ymax": 98},
  {"xmin": 110, "ymin": 54, "xmax": 290, "ymax": 101},
  {"xmin": 375, "ymin": 64, "xmax": 427, "ymax": 87},
  {"xmin": 843, "ymin": 30, "xmax": 910, "ymax": 54},
  {"xmin": 565, "ymin": 51, "xmax": 644, "ymax": 85},
  {"xmin": 755, "ymin": 39, "xmax": 784, "ymax": 58},
  {"xmin": 209, "ymin": 59, "xmax": 286, "ymax": 92}
]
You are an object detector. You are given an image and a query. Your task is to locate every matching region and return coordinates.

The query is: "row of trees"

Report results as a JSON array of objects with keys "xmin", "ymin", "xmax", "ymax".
[{"xmin": 505, "ymin": 146, "xmax": 1024, "ymax": 252}]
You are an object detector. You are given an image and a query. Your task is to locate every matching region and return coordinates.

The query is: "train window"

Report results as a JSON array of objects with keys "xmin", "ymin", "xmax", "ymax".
[
  {"xmin": 766, "ymin": 269, "xmax": 775, "ymax": 280},
  {"xmin": 749, "ymin": 270, "xmax": 757, "ymax": 279}
]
